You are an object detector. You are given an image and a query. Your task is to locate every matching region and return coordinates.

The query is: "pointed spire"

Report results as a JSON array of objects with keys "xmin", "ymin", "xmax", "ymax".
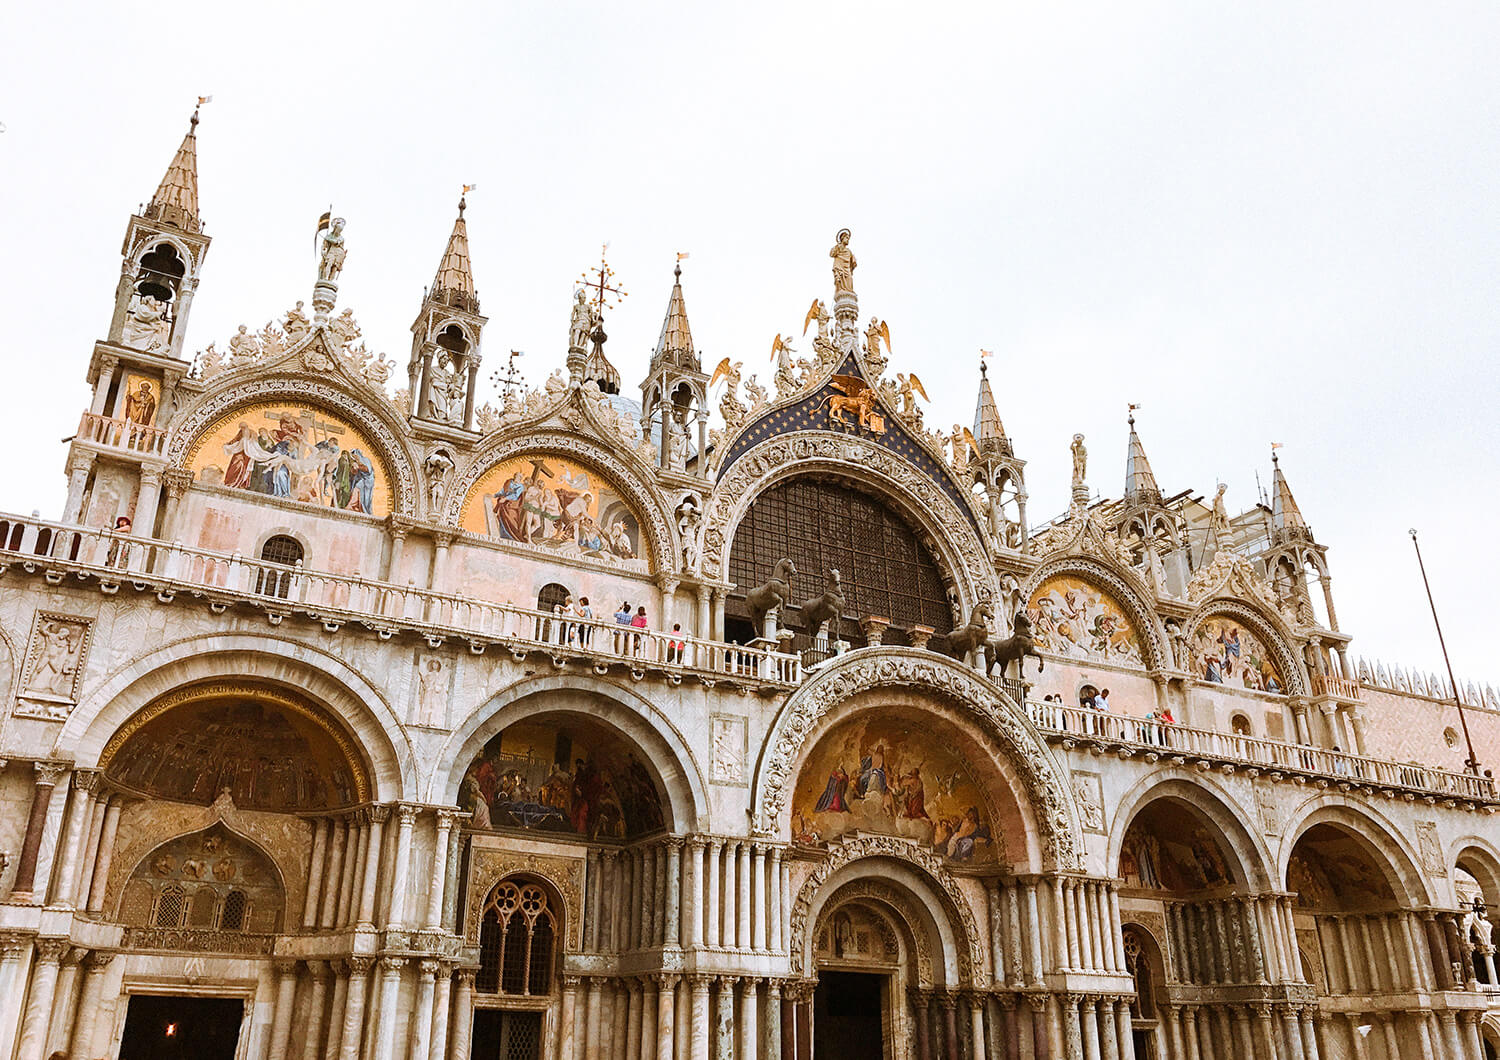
[
  {"xmin": 652, "ymin": 260, "xmax": 698, "ymax": 370},
  {"xmin": 1270, "ymin": 449, "xmax": 1308, "ymax": 530},
  {"xmin": 429, "ymin": 196, "xmax": 479, "ymax": 312},
  {"xmin": 972, "ymin": 358, "xmax": 1009, "ymax": 457},
  {"xmin": 1124, "ymin": 408, "xmax": 1162, "ymax": 505},
  {"xmin": 145, "ymin": 107, "xmax": 201, "ymax": 232}
]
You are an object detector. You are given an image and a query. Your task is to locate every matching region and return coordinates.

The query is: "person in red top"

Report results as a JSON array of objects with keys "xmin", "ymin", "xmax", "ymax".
[{"xmin": 630, "ymin": 605, "xmax": 648, "ymax": 655}]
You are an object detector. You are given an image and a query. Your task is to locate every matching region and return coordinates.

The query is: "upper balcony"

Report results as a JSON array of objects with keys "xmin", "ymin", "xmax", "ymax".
[
  {"xmin": 0, "ymin": 512, "xmax": 802, "ymax": 689},
  {"xmin": 76, "ymin": 411, "xmax": 168, "ymax": 458},
  {"xmin": 1, "ymin": 509, "xmax": 1494, "ymax": 806}
]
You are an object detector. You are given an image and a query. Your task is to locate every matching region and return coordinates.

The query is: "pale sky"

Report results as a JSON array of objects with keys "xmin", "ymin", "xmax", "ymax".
[{"xmin": 2, "ymin": 3, "xmax": 1496, "ymax": 685}]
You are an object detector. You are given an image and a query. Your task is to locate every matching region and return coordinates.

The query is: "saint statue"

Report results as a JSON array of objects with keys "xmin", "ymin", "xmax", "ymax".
[
  {"xmin": 121, "ymin": 293, "xmax": 171, "ymax": 353},
  {"xmin": 318, "ymin": 218, "xmax": 348, "ymax": 283},
  {"xmin": 1070, "ymin": 434, "xmax": 1087, "ymax": 488},
  {"xmin": 829, "ymin": 229, "xmax": 857, "ymax": 295},
  {"xmin": 1210, "ymin": 483, "xmax": 1230, "ymax": 538},
  {"xmin": 569, "ymin": 289, "xmax": 595, "ymax": 350},
  {"xmin": 284, "ymin": 301, "xmax": 311, "ymax": 343}
]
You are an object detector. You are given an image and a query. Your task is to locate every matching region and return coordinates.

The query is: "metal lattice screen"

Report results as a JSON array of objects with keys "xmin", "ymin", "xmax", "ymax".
[{"xmin": 727, "ymin": 477, "xmax": 953, "ymax": 638}]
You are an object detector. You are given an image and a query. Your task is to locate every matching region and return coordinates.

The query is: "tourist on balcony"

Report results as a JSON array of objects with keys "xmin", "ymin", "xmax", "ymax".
[
  {"xmin": 630, "ymin": 605, "xmax": 649, "ymax": 655},
  {"xmin": 614, "ymin": 601, "xmax": 632, "ymax": 653},
  {"xmin": 1331, "ymin": 747, "xmax": 1349, "ymax": 776},
  {"xmin": 576, "ymin": 596, "xmax": 594, "ymax": 648},
  {"xmin": 667, "ymin": 623, "xmax": 685, "ymax": 664},
  {"xmin": 106, "ymin": 515, "xmax": 133, "ymax": 567}
]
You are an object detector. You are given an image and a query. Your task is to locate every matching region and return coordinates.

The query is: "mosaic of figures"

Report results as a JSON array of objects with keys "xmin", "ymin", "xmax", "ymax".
[
  {"xmin": 1189, "ymin": 615, "xmax": 1285, "ymax": 693},
  {"xmin": 1119, "ymin": 805, "xmax": 1232, "ymax": 892},
  {"xmin": 791, "ymin": 709, "xmax": 997, "ymax": 864},
  {"xmin": 1026, "ymin": 574, "xmax": 1145, "ymax": 666},
  {"xmin": 187, "ymin": 402, "xmax": 392, "ymax": 516},
  {"xmin": 461, "ymin": 455, "xmax": 645, "ymax": 570},
  {"xmin": 460, "ymin": 719, "xmax": 666, "ymax": 840},
  {"xmin": 1287, "ymin": 826, "xmax": 1396, "ymax": 909},
  {"xmin": 119, "ymin": 824, "xmax": 285, "ymax": 934},
  {"xmin": 103, "ymin": 691, "xmax": 363, "ymax": 811}
]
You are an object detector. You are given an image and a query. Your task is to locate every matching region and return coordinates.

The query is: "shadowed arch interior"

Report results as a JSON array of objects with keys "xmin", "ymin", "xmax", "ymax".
[
  {"xmin": 1287, "ymin": 823, "xmax": 1399, "ymax": 910},
  {"xmin": 1118, "ymin": 797, "xmax": 1242, "ymax": 894}
]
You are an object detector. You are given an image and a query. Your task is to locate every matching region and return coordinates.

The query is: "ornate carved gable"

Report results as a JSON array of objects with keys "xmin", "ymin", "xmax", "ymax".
[
  {"xmin": 717, "ymin": 353, "xmax": 984, "ymax": 541},
  {"xmin": 1030, "ymin": 508, "xmax": 1136, "ymax": 571},
  {"xmin": 1187, "ymin": 549, "xmax": 1294, "ymax": 625}
]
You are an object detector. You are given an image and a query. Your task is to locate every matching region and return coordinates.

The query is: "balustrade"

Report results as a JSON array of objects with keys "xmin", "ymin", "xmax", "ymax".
[
  {"xmin": 1028, "ymin": 701, "xmax": 1496, "ymax": 801},
  {"xmin": 77, "ymin": 411, "xmax": 167, "ymax": 456}
]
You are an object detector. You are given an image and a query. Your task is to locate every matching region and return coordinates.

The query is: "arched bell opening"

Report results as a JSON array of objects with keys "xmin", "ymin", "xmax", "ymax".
[{"xmin": 135, "ymin": 242, "xmax": 186, "ymax": 305}]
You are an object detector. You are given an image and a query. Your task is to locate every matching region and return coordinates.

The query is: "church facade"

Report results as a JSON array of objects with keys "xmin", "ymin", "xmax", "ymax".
[{"xmin": 0, "ymin": 111, "xmax": 1498, "ymax": 1060}]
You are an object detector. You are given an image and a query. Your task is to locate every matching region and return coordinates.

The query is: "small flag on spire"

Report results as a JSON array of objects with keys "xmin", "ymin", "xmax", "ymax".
[
  {"xmin": 676, "ymin": 251, "xmax": 691, "ymax": 261},
  {"xmin": 1271, "ymin": 442, "xmax": 1283, "ymax": 450},
  {"xmin": 314, "ymin": 208, "xmax": 332, "ymax": 253},
  {"xmin": 979, "ymin": 348, "xmax": 993, "ymax": 359},
  {"xmin": 197, "ymin": 95, "xmax": 214, "ymax": 105},
  {"xmin": 1129, "ymin": 402, "xmax": 1142, "ymax": 411},
  {"xmin": 463, "ymin": 183, "xmax": 479, "ymax": 194}
]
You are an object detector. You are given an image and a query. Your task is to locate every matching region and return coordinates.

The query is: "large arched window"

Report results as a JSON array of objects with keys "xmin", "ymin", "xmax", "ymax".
[
  {"xmin": 727, "ymin": 477, "xmax": 952, "ymax": 648},
  {"xmin": 477, "ymin": 878, "xmax": 557, "ymax": 996}
]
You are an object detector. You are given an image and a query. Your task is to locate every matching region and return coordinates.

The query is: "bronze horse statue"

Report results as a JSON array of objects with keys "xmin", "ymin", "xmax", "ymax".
[
  {"xmin": 988, "ymin": 612, "xmax": 1045, "ymax": 679},
  {"xmin": 746, "ymin": 558, "xmax": 797, "ymax": 637},
  {"xmin": 799, "ymin": 569, "xmax": 845, "ymax": 639},
  {"xmin": 946, "ymin": 602, "xmax": 994, "ymax": 667}
]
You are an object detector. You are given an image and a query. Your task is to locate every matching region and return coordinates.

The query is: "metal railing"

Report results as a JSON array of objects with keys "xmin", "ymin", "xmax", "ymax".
[
  {"xmin": 1027, "ymin": 701, "xmax": 1496, "ymax": 802},
  {"xmin": 77, "ymin": 411, "xmax": 168, "ymax": 456},
  {"xmin": 0, "ymin": 512, "xmax": 801, "ymax": 686}
]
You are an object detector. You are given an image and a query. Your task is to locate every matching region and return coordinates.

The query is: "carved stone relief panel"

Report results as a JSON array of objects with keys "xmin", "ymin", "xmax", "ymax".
[
  {"xmin": 709, "ymin": 713, "xmax": 747, "ymax": 786},
  {"xmin": 15, "ymin": 612, "xmax": 93, "ymax": 720},
  {"xmin": 1415, "ymin": 820, "xmax": 1446, "ymax": 878},
  {"xmin": 1071, "ymin": 772, "xmax": 1105, "ymax": 834}
]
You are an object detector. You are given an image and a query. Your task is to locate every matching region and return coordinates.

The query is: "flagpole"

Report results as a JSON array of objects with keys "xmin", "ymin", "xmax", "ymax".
[{"xmin": 1409, "ymin": 529, "xmax": 1481, "ymax": 775}]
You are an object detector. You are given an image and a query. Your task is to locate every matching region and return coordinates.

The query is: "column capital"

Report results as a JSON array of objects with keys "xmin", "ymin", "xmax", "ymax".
[
  {"xmin": 688, "ymin": 973, "xmax": 713, "ymax": 993},
  {"xmin": 436, "ymin": 808, "xmax": 462, "ymax": 829},
  {"xmin": 305, "ymin": 959, "xmax": 332, "ymax": 980},
  {"xmin": 454, "ymin": 967, "xmax": 478, "ymax": 987},
  {"xmin": 655, "ymin": 972, "xmax": 682, "ymax": 989},
  {"xmin": 72, "ymin": 768, "xmax": 101, "ymax": 793},
  {"xmin": 274, "ymin": 958, "xmax": 300, "ymax": 976},
  {"xmin": 561, "ymin": 974, "xmax": 584, "ymax": 990},
  {"xmin": 418, "ymin": 958, "xmax": 442, "ymax": 978},
  {"xmin": 395, "ymin": 803, "xmax": 420, "ymax": 825},
  {"xmin": 1025, "ymin": 993, "xmax": 1049, "ymax": 1013},
  {"xmin": 685, "ymin": 836, "xmax": 706, "ymax": 852},
  {"xmin": 366, "ymin": 805, "xmax": 391, "ymax": 825},
  {"xmin": 345, "ymin": 956, "xmax": 375, "ymax": 976},
  {"xmin": 937, "ymin": 991, "xmax": 960, "ymax": 1011},
  {"xmin": 379, "ymin": 955, "xmax": 406, "ymax": 975},
  {"xmin": 33, "ymin": 760, "xmax": 69, "ymax": 787},
  {"xmin": 766, "ymin": 978, "xmax": 782, "ymax": 999},
  {"xmin": 663, "ymin": 836, "xmax": 685, "ymax": 852},
  {"xmin": 33, "ymin": 937, "xmax": 70, "ymax": 963},
  {"xmin": 83, "ymin": 949, "xmax": 117, "ymax": 970}
]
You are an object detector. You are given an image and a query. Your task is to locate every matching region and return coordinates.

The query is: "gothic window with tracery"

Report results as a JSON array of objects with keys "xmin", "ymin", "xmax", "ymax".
[
  {"xmin": 153, "ymin": 884, "xmax": 188, "ymax": 928},
  {"xmin": 1122, "ymin": 926, "xmax": 1156, "ymax": 1019},
  {"xmin": 477, "ymin": 878, "xmax": 556, "ymax": 996}
]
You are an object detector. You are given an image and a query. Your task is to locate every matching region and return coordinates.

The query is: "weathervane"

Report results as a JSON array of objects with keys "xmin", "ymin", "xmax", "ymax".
[{"xmin": 577, "ymin": 243, "xmax": 628, "ymax": 316}]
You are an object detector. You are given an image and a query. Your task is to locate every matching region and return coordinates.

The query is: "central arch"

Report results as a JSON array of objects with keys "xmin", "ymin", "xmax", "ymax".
[{"xmin": 753, "ymin": 649, "xmax": 1080, "ymax": 871}]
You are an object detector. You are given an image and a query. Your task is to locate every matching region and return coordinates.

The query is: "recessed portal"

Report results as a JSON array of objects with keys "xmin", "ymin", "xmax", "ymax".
[
  {"xmin": 814, "ymin": 971, "xmax": 886, "ymax": 1059},
  {"xmin": 118, "ymin": 995, "xmax": 243, "ymax": 1060},
  {"xmin": 472, "ymin": 1009, "xmax": 544, "ymax": 1060}
]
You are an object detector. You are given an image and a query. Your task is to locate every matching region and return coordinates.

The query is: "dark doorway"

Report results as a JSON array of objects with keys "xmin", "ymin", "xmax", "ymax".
[
  {"xmin": 814, "ymin": 971, "xmax": 885, "ymax": 1059},
  {"xmin": 119, "ymin": 995, "xmax": 243, "ymax": 1060},
  {"xmin": 472, "ymin": 1009, "xmax": 544, "ymax": 1060}
]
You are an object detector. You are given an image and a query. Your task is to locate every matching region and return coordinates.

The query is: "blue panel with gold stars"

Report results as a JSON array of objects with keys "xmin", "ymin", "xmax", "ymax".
[{"xmin": 716, "ymin": 354, "xmax": 982, "ymax": 538}]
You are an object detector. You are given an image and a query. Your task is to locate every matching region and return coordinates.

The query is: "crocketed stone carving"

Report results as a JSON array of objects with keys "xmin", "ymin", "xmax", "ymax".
[
  {"xmin": 166, "ymin": 377, "xmax": 420, "ymax": 514},
  {"xmin": 752, "ymin": 649, "xmax": 1080, "ymax": 870},
  {"xmin": 700, "ymin": 431, "xmax": 994, "ymax": 606},
  {"xmin": 1187, "ymin": 549, "xmax": 1288, "ymax": 619},
  {"xmin": 789, "ymin": 833, "xmax": 985, "ymax": 985},
  {"xmin": 1182, "ymin": 599, "xmax": 1306, "ymax": 696},
  {"xmin": 466, "ymin": 846, "xmax": 586, "ymax": 949},
  {"xmin": 817, "ymin": 877, "xmax": 934, "ymax": 985},
  {"xmin": 442, "ymin": 429, "xmax": 676, "ymax": 575},
  {"xmin": 1020, "ymin": 556, "xmax": 1167, "ymax": 673}
]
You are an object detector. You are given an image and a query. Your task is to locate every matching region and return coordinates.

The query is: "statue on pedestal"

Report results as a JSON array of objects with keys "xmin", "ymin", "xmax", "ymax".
[
  {"xmin": 121, "ymin": 294, "xmax": 171, "ymax": 353},
  {"xmin": 829, "ymin": 229, "xmax": 857, "ymax": 295},
  {"xmin": 318, "ymin": 218, "xmax": 348, "ymax": 283}
]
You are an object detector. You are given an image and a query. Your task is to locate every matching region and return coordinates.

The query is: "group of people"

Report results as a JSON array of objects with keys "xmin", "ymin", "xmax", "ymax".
[
  {"xmin": 1040, "ymin": 689, "xmax": 1178, "ymax": 745},
  {"xmin": 538, "ymin": 596, "xmax": 690, "ymax": 662}
]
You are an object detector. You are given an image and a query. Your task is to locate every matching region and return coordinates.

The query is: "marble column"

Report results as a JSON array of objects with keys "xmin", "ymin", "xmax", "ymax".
[
  {"xmin": 558, "ymin": 976, "xmax": 581, "ymax": 1060},
  {"xmin": 451, "ymin": 969, "xmax": 475, "ymax": 1060},
  {"xmin": 267, "ymin": 959, "xmax": 300, "ymax": 1060},
  {"xmin": 69, "ymin": 951, "xmax": 116, "ymax": 1060},
  {"xmin": 1098, "ymin": 999, "xmax": 1118, "ymax": 1060},
  {"xmin": 1026, "ymin": 995, "xmax": 1050, "ymax": 1060},
  {"xmin": 689, "ymin": 975, "xmax": 711, "ymax": 1060},
  {"xmin": 1297, "ymin": 1008, "xmax": 1319, "ymax": 1060},
  {"xmin": 752, "ymin": 844, "xmax": 767, "ymax": 951},
  {"xmin": 1025, "ymin": 883, "xmax": 1046, "ymax": 985},
  {"xmin": 302, "ymin": 819, "xmax": 330, "ymax": 927},
  {"xmin": 12, "ymin": 763, "xmax": 68, "ymax": 900},
  {"xmin": 1280, "ymin": 1007, "xmax": 1305, "ymax": 1060},
  {"xmin": 387, "ymin": 805, "xmax": 417, "ymax": 930},
  {"xmin": 43, "ymin": 947, "xmax": 83, "ymax": 1060},
  {"xmin": 643, "ymin": 843, "xmax": 659, "ymax": 948},
  {"xmin": 426, "ymin": 811, "xmax": 456, "ymax": 931},
  {"xmin": 357, "ymin": 806, "xmax": 389, "ymax": 929},
  {"xmin": 1114, "ymin": 999, "xmax": 1136, "ymax": 1060},
  {"xmin": 913, "ymin": 991, "xmax": 933, "ymax": 1060},
  {"xmin": 665, "ymin": 839, "xmax": 683, "ymax": 948},
  {"xmin": 326, "ymin": 961, "xmax": 352, "ymax": 1060},
  {"xmin": 713, "ymin": 978, "xmax": 734, "ymax": 1060},
  {"xmin": 442, "ymin": 820, "xmax": 464, "ymax": 933},
  {"xmin": 765, "ymin": 980, "xmax": 783, "ymax": 1060},
  {"xmin": 626, "ymin": 979, "xmax": 644, "ymax": 1060},
  {"xmin": 968, "ymin": 993, "xmax": 987, "ymax": 1060},
  {"xmin": 85, "ymin": 797, "xmax": 124, "ymax": 912},
  {"xmin": 299, "ymin": 962, "xmax": 331, "ymax": 1060},
  {"xmin": 1437, "ymin": 1012, "xmax": 1463, "ymax": 1060},
  {"xmin": 640, "ymin": 979, "xmax": 658, "ymax": 1060},
  {"xmin": 50, "ymin": 770, "xmax": 98, "ymax": 906},
  {"xmin": 1180, "ymin": 1007, "xmax": 1200, "ymax": 1060},
  {"xmin": 430, "ymin": 964, "xmax": 454, "ymax": 1060},
  {"xmin": 769, "ymin": 847, "xmax": 784, "ymax": 952},
  {"xmin": 737, "ymin": 843, "xmax": 752, "ymax": 950},
  {"xmin": 586, "ymin": 977, "xmax": 606, "ymax": 1060},
  {"xmin": 1079, "ymin": 997, "xmax": 1100, "ymax": 1060},
  {"xmin": 705, "ymin": 840, "xmax": 722, "ymax": 948},
  {"xmin": 740, "ymin": 978, "xmax": 760, "ymax": 1060},
  {"xmin": 15, "ymin": 939, "xmax": 68, "ymax": 1060},
  {"xmin": 319, "ymin": 818, "xmax": 347, "ymax": 928},
  {"xmin": 684, "ymin": 839, "xmax": 703, "ymax": 949},
  {"xmin": 657, "ymin": 975, "xmax": 679, "ymax": 1060},
  {"xmin": 337, "ymin": 956, "xmax": 373, "ymax": 1060},
  {"xmin": 404, "ymin": 960, "xmax": 436, "ymax": 1060}
]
